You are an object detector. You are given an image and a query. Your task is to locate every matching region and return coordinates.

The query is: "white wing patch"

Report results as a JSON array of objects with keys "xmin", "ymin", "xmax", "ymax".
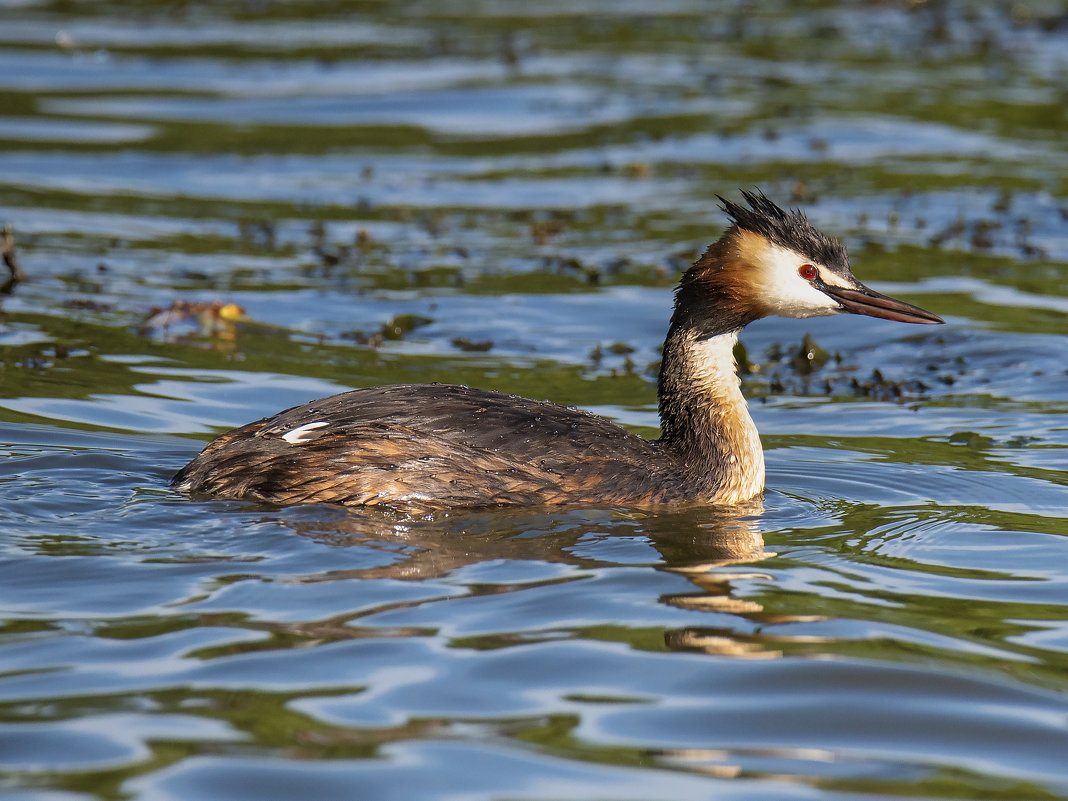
[{"xmin": 282, "ymin": 421, "xmax": 329, "ymax": 444}]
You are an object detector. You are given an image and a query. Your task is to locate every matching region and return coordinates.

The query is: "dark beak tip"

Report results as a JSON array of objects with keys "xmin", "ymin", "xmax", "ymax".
[
  {"xmin": 828, "ymin": 286, "xmax": 944, "ymax": 326},
  {"xmin": 885, "ymin": 307, "xmax": 945, "ymax": 326}
]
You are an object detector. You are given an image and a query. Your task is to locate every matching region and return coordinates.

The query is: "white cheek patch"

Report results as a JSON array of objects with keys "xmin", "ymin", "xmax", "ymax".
[
  {"xmin": 756, "ymin": 243, "xmax": 842, "ymax": 319},
  {"xmin": 282, "ymin": 421, "xmax": 329, "ymax": 444}
]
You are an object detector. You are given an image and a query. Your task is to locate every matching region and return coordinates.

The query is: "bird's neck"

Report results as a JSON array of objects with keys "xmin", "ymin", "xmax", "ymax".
[{"xmin": 656, "ymin": 323, "xmax": 764, "ymax": 504}]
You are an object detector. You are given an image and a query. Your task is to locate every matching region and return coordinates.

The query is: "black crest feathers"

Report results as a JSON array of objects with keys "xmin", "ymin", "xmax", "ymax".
[{"xmin": 717, "ymin": 190, "xmax": 849, "ymax": 272}]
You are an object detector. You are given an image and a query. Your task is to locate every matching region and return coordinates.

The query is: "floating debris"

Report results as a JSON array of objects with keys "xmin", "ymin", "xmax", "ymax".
[
  {"xmin": 789, "ymin": 180, "xmax": 815, "ymax": 203},
  {"xmin": 499, "ymin": 30, "xmax": 522, "ymax": 68},
  {"xmin": 532, "ymin": 220, "xmax": 564, "ymax": 245},
  {"xmin": 2, "ymin": 224, "xmax": 25, "ymax": 285},
  {"xmin": 452, "ymin": 337, "xmax": 493, "ymax": 352},
  {"xmin": 419, "ymin": 210, "xmax": 449, "ymax": 237},
  {"xmin": 343, "ymin": 313, "xmax": 434, "ymax": 347},
  {"xmin": 1015, "ymin": 216, "xmax": 1047, "ymax": 259},
  {"xmin": 140, "ymin": 300, "xmax": 247, "ymax": 338},
  {"xmin": 733, "ymin": 340, "xmax": 752, "ymax": 375},
  {"xmin": 929, "ymin": 214, "xmax": 966, "ymax": 248},
  {"xmin": 622, "ymin": 162, "xmax": 652, "ymax": 179},
  {"xmin": 734, "ymin": 333, "xmax": 940, "ymax": 402},
  {"xmin": 992, "ymin": 189, "xmax": 1013, "ymax": 214},
  {"xmin": 381, "ymin": 313, "xmax": 433, "ymax": 340},
  {"xmin": 63, "ymin": 298, "xmax": 114, "ymax": 312},
  {"xmin": 238, "ymin": 219, "xmax": 276, "ymax": 250},
  {"xmin": 540, "ymin": 254, "xmax": 599, "ymax": 284},
  {"xmin": 308, "ymin": 220, "xmax": 325, "ymax": 251},
  {"xmin": 341, "ymin": 329, "xmax": 383, "ymax": 348},
  {"xmin": 948, "ymin": 431, "xmax": 995, "ymax": 449},
  {"xmin": 789, "ymin": 333, "xmax": 830, "ymax": 375},
  {"xmin": 970, "ymin": 219, "xmax": 1000, "ymax": 250}
]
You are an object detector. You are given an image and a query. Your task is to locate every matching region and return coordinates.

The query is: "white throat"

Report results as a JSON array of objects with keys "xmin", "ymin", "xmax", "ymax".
[
  {"xmin": 660, "ymin": 330, "xmax": 765, "ymax": 504},
  {"xmin": 685, "ymin": 331, "xmax": 743, "ymax": 393}
]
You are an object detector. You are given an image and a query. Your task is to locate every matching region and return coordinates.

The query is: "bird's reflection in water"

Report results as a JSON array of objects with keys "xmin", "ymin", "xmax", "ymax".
[
  {"xmin": 276, "ymin": 499, "xmax": 767, "ymax": 577},
  {"xmin": 255, "ymin": 499, "xmax": 792, "ymax": 659},
  {"xmin": 633, "ymin": 501, "xmax": 788, "ymax": 659}
]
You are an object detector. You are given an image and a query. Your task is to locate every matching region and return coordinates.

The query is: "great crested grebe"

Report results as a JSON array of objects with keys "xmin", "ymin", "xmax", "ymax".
[{"xmin": 173, "ymin": 191, "xmax": 943, "ymax": 512}]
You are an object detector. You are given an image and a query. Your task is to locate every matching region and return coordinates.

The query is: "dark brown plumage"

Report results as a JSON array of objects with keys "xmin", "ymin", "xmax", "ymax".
[
  {"xmin": 718, "ymin": 190, "xmax": 849, "ymax": 276},
  {"xmin": 173, "ymin": 191, "xmax": 943, "ymax": 513},
  {"xmin": 173, "ymin": 384, "xmax": 698, "ymax": 512}
]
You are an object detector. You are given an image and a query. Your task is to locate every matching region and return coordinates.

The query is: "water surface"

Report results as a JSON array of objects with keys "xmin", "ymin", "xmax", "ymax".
[{"xmin": 2, "ymin": 2, "xmax": 1067, "ymax": 799}]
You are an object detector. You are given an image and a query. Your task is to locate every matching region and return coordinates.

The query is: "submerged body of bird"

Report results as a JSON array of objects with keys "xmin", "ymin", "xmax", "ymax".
[{"xmin": 173, "ymin": 192, "xmax": 943, "ymax": 512}]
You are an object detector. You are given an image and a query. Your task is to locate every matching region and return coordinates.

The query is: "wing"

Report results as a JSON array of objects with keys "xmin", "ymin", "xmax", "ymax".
[{"xmin": 173, "ymin": 384, "xmax": 685, "ymax": 511}]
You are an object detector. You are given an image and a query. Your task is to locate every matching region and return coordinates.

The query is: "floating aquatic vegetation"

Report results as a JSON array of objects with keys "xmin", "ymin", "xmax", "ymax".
[{"xmin": 140, "ymin": 300, "xmax": 247, "ymax": 340}]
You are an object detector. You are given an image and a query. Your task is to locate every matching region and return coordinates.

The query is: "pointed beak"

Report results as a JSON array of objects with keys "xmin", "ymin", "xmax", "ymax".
[{"xmin": 823, "ymin": 284, "xmax": 944, "ymax": 325}]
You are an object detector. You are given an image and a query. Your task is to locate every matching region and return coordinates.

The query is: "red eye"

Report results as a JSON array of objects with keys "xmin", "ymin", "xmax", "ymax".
[{"xmin": 798, "ymin": 264, "xmax": 818, "ymax": 281}]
